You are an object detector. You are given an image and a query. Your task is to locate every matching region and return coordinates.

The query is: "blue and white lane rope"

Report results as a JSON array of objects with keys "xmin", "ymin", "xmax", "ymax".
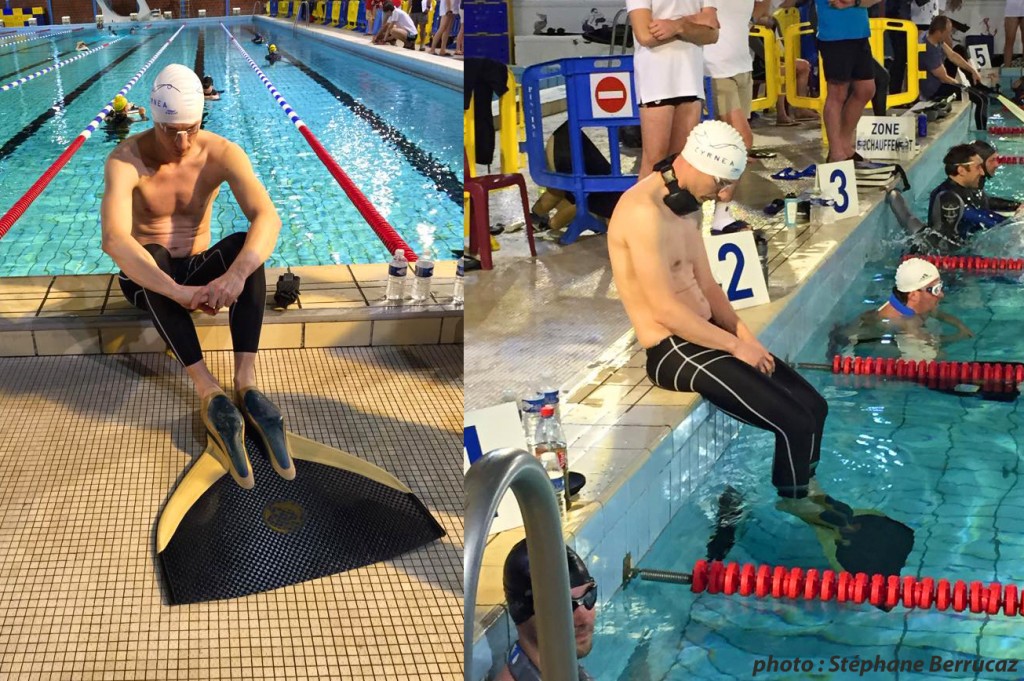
[
  {"xmin": 0, "ymin": 28, "xmax": 74, "ymax": 49},
  {"xmin": 81, "ymin": 25, "xmax": 184, "ymax": 140},
  {"xmin": 0, "ymin": 38, "xmax": 124, "ymax": 92}
]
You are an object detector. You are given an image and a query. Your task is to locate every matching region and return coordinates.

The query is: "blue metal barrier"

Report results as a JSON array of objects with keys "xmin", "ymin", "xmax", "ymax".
[{"xmin": 522, "ymin": 56, "xmax": 714, "ymax": 245}]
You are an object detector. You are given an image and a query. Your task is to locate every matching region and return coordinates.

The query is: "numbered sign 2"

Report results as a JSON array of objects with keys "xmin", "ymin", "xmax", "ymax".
[
  {"xmin": 817, "ymin": 160, "xmax": 859, "ymax": 218},
  {"xmin": 703, "ymin": 231, "xmax": 770, "ymax": 311},
  {"xmin": 968, "ymin": 43, "xmax": 991, "ymax": 70}
]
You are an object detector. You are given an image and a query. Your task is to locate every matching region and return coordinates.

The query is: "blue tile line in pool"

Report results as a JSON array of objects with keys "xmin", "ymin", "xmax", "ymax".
[{"xmin": 470, "ymin": 108, "xmax": 972, "ymax": 681}]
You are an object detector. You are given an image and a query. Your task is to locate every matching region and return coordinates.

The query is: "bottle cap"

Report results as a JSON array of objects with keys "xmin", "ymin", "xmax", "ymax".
[
  {"xmin": 540, "ymin": 405, "xmax": 555, "ymax": 418},
  {"xmin": 396, "ymin": 249, "xmax": 404, "ymax": 258}
]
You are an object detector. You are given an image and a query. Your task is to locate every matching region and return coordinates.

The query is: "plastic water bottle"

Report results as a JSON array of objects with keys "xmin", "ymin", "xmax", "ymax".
[
  {"xmin": 541, "ymin": 388, "xmax": 561, "ymax": 424},
  {"xmin": 534, "ymin": 404, "xmax": 570, "ymax": 513},
  {"xmin": 411, "ymin": 254, "xmax": 434, "ymax": 302},
  {"xmin": 540, "ymin": 449, "xmax": 566, "ymax": 524},
  {"xmin": 385, "ymin": 249, "xmax": 408, "ymax": 302},
  {"xmin": 521, "ymin": 395, "xmax": 545, "ymax": 452},
  {"xmin": 451, "ymin": 257, "xmax": 464, "ymax": 305}
]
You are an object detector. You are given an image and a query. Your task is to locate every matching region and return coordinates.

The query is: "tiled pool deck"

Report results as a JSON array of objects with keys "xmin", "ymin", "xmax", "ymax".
[{"xmin": 467, "ymin": 98, "xmax": 973, "ymax": 679}]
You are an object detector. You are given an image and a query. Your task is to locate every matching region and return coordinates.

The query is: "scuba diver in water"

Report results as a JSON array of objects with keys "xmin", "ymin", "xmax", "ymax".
[
  {"xmin": 914, "ymin": 144, "xmax": 1024, "ymax": 252},
  {"xmin": 265, "ymin": 44, "xmax": 282, "ymax": 64}
]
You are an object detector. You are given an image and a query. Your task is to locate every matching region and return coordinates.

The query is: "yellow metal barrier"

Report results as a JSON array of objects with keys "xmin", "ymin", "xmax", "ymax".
[
  {"xmin": 773, "ymin": 7, "xmax": 800, "ymax": 36},
  {"xmin": 497, "ymin": 71, "xmax": 521, "ymax": 173},
  {"xmin": 750, "ymin": 24, "xmax": 780, "ymax": 113},
  {"xmin": 330, "ymin": 0, "xmax": 341, "ymax": 25},
  {"xmin": 783, "ymin": 22, "xmax": 826, "ymax": 114},
  {"xmin": 869, "ymin": 18, "xmax": 925, "ymax": 108},
  {"xmin": 346, "ymin": 0, "xmax": 359, "ymax": 28}
]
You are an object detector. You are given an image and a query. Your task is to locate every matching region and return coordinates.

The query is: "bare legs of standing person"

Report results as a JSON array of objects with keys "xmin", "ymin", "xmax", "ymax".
[{"xmin": 638, "ymin": 100, "xmax": 702, "ymax": 179}]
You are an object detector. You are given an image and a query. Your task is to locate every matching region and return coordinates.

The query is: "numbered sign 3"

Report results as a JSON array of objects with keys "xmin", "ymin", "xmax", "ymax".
[
  {"xmin": 703, "ymin": 231, "xmax": 770, "ymax": 311},
  {"xmin": 817, "ymin": 160, "xmax": 859, "ymax": 219}
]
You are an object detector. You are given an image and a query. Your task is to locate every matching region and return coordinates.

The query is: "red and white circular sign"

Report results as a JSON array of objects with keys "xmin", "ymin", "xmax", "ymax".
[{"xmin": 594, "ymin": 76, "xmax": 628, "ymax": 114}]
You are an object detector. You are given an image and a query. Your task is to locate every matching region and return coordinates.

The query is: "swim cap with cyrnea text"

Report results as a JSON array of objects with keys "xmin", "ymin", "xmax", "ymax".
[
  {"xmin": 681, "ymin": 119, "xmax": 747, "ymax": 181},
  {"xmin": 149, "ymin": 63, "xmax": 204, "ymax": 125}
]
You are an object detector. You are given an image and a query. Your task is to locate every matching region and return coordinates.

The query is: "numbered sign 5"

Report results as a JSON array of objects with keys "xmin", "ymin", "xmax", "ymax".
[
  {"xmin": 968, "ymin": 43, "xmax": 991, "ymax": 70},
  {"xmin": 703, "ymin": 231, "xmax": 770, "ymax": 311},
  {"xmin": 817, "ymin": 160, "xmax": 859, "ymax": 218}
]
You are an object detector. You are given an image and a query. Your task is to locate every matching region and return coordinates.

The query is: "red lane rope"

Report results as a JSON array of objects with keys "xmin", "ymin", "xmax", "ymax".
[
  {"xmin": 990, "ymin": 126, "xmax": 1024, "ymax": 135},
  {"xmin": 900, "ymin": 254, "xmax": 1024, "ymax": 270},
  {"xmin": 996, "ymin": 156, "xmax": 1024, "ymax": 164},
  {"xmin": 829, "ymin": 354, "xmax": 1023, "ymax": 390},
  {"xmin": 691, "ymin": 559, "xmax": 1019, "ymax": 614}
]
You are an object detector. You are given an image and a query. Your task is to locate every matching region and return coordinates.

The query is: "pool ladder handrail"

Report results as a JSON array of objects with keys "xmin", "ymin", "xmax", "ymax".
[
  {"xmin": 608, "ymin": 9, "xmax": 632, "ymax": 56},
  {"xmin": 293, "ymin": 0, "xmax": 311, "ymax": 27},
  {"xmin": 464, "ymin": 447, "xmax": 578, "ymax": 681},
  {"xmin": 251, "ymin": 1, "xmax": 262, "ymax": 15}
]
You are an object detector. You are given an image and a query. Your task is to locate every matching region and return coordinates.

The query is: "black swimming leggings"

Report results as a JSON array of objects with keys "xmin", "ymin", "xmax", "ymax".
[
  {"xmin": 118, "ymin": 232, "xmax": 266, "ymax": 367},
  {"xmin": 646, "ymin": 335, "xmax": 828, "ymax": 499}
]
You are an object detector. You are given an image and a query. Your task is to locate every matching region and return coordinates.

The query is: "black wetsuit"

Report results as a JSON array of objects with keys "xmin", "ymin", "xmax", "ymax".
[
  {"xmin": 926, "ymin": 178, "xmax": 1009, "ymax": 250},
  {"xmin": 118, "ymin": 232, "xmax": 266, "ymax": 367},
  {"xmin": 645, "ymin": 336, "xmax": 828, "ymax": 499}
]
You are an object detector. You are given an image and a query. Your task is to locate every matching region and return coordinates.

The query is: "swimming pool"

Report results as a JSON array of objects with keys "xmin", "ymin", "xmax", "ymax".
[
  {"xmin": 583, "ymin": 120, "xmax": 1024, "ymax": 679},
  {"xmin": 0, "ymin": 22, "xmax": 462, "ymax": 276}
]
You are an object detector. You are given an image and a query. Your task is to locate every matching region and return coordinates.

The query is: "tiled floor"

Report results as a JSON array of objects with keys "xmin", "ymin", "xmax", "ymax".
[{"xmin": 0, "ymin": 345, "xmax": 462, "ymax": 680}]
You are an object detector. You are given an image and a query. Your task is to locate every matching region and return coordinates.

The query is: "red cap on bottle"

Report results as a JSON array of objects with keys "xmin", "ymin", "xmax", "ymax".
[{"xmin": 540, "ymin": 405, "xmax": 555, "ymax": 417}]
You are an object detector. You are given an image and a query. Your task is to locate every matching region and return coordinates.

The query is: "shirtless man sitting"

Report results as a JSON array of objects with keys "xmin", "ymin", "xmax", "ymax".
[
  {"xmin": 101, "ymin": 64, "xmax": 293, "ymax": 490},
  {"xmin": 608, "ymin": 120, "xmax": 836, "ymax": 524}
]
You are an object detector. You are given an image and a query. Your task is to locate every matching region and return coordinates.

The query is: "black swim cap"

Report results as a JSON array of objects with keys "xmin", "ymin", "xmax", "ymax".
[
  {"xmin": 972, "ymin": 140, "xmax": 997, "ymax": 161},
  {"xmin": 503, "ymin": 539, "xmax": 593, "ymax": 626}
]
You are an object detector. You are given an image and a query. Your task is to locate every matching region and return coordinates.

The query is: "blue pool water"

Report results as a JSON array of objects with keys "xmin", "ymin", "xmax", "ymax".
[
  {"xmin": 0, "ymin": 22, "xmax": 461, "ymax": 276},
  {"xmin": 586, "ymin": 125, "xmax": 1024, "ymax": 678}
]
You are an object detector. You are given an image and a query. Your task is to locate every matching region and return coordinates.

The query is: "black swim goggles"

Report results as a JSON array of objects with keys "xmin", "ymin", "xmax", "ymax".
[{"xmin": 571, "ymin": 582, "xmax": 598, "ymax": 613}]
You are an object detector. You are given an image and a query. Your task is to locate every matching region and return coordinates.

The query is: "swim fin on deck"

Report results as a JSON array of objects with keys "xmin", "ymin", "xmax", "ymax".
[{"xmin": 156, "ymin": 430, "xmax": 445, "ymax": 605}]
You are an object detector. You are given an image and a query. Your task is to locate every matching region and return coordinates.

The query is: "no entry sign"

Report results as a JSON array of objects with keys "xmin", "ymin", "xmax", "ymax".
[{"xmin": 589, "ymin": 72, "xmax": 633, "ymax": 119}]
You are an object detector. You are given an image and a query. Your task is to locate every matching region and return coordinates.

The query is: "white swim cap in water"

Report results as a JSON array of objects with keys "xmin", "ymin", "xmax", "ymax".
[
  {"xmin": 895, "ymin": 258, "xmax": 941, "ymax": 293},
  {"xmin": 149, "ymin": 64, "xmax": 204, "ymax": 125},
  {"xmin": 681, "ymin": 120, "xmax": 747, "ymax": 181}
]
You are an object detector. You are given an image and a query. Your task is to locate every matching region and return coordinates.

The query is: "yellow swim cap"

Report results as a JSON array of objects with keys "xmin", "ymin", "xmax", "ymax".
[
  {"xmin": 269, "ymin": 44, "xmax": 277, "ymax": 52},
  {"xmin": 113, "ymin": 94, "xmax": 127, "ymax": 112}
]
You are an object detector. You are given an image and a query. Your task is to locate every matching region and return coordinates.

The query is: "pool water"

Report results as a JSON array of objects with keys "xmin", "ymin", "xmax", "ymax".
[
  {"xmin": 585, "ymin": 118, "xmax": 1024, "ymax": 679},
  {"xmin": 0, "ymin": 22, "xmax": 461, "ymax": 276}
]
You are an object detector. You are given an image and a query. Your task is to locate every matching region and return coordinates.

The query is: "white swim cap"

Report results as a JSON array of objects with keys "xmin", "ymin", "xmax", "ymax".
[
  {"xmin": 149, "ymin": 64, "xmax": 204, "ymax": 125},
  {"xmin": 895, "ymin": 258, "xmax": 941, "ymax": 292},
  {"xmin": 681, "ymin": 120, "xmax": 747, "ymax": 181}
]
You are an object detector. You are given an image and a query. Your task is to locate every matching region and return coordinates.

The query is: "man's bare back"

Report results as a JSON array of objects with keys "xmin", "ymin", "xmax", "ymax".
[{"xmin": 112, "ymin": 128, "xmax": 232, "ymax": 258}]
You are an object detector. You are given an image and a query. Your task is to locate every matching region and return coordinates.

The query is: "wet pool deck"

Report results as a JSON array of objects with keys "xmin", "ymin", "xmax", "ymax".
[{"xmin": 467, "ymin": 98, "xmax": 973, "ymax": 679}]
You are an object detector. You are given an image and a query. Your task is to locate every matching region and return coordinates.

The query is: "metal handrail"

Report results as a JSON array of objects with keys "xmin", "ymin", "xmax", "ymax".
[
  {"xmin": 293, "ymin": 0, "xmax": 310, "ymax": 26},
  {"xmin": 464, "ymin": 448, "xmax": 578, "ymax": 681},
  {"xmin": 251, "ymin": 1, "xmax": 262, "ymax": 15},
  {"xmin": 609, "ymin": 8, "xmax": 631, "ymax": 56}
]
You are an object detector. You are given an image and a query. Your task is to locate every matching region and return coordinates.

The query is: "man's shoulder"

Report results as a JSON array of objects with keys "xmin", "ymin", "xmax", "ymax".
[{"xmin": 107, "ymin": 133, "xmax": 143, "ymax": 165}]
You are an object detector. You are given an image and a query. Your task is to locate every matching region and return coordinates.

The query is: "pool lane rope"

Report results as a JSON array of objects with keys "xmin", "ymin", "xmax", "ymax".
[
  {"xmin": 990, "ymin": 126, "xmax": 1024, "ymax": 135},
  {"xmin": 0, "ymin": 28, "xmax": 74, "ymax": 50},
  {"xmin": 0, "ymin": 25, "xmax": 185, "ymax": 239},
  {"xmin": 635, "ymin": 559, "xmax": 1024, "ymax": 616},
  {"xmin": 219, "ymin": 23, "xmax": 417, "ymax": 261},
  {"xmin": 795, "ymin": 355, "xmax": 1022, "ymax": 393},
  {"xmin": 0, "ymin": 38, "xmax": 124, "ymax": 92},
  {"xmin": 900, "ymin": 253, "xmax": 1024, "ymax": 271}
]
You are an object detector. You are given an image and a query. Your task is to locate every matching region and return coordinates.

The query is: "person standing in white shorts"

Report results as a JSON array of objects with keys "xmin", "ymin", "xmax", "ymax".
[
  {"xmin": 626, "ymin": 0, "xmax": 720, "ymax": 178},
  {"xmin": 1007, "ymin": 0, "xmax": 1024, "ymax": 66},
  {"xmin": 703, "ymin": 0, "xmax": 769, "ymax": 232}
]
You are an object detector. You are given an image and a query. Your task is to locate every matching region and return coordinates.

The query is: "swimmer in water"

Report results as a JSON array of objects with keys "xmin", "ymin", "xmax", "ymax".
[
  {"xmin": 202, "ymin": 75, "xmax": 220, "ymax": 101},
  {"xmin": 265, "ymin": 43, "xmax": 282, "ymax": 64},
  {"xmin": 829, "ymin": 257, "xmax": 973, "ymax": 361},
  {"xmin": 104, "ymin": 94, "xmax": 147, "ymax": 125},
  {"xmin": 252, "ymin": 32, "xmax": 265, "ymax": 44},
  {"xmin": 75, "ymin": 41, "xmax": 88, "ymax": 51}
]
